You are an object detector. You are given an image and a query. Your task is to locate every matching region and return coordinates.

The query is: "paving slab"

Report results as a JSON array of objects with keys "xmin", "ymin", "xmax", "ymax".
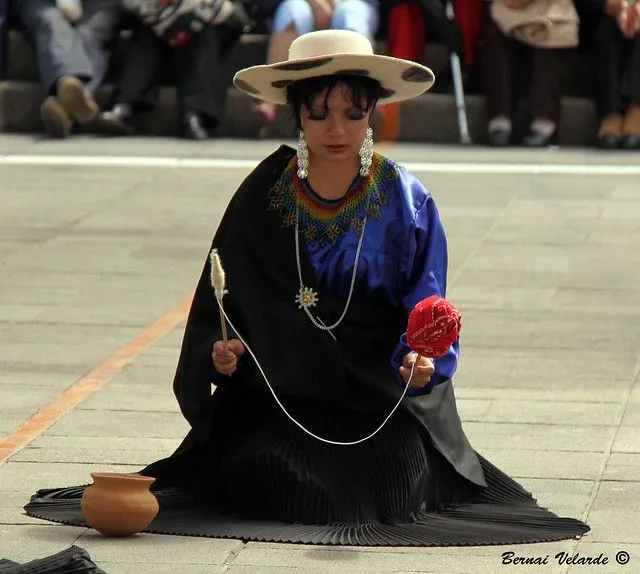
[
  {"xmin": 0, "ymin": 463, "xmax": 137, "ymax": 493},
  {"xmin": 601, "ymin": 453, "xmax": 640, "ymax": 482},
  {"xmin": 0, "ymin": 525, "xmax": 87, "ymax": 565},
  {"xmin": 482, "ymin": 400, "xmax": 624, "ymax": 426},
  {"xmin": 463, "ymin": 422, "xmax": 616, "ymax": 453},
  {"xmin": 0, "ymin": 491, "xmax": 50, "ymax": 526},
  {"xmin": 231, "ymin": 541, "xmax": 578, "ymax": 574},
  {"xmin": 474, "ymin": 449, "xmax": 604, "ymax": 481},
  {"xmin": 1, "ymin": 138, "xmax": 639, "ymax": 572},
  {"xmin": 585, "ymin": 482, "xmax": 640, "ymax": 544},
  {"xmin": 612, "ymin": 427, "xmax": 640, "ymax": 453},
  {"xmin": 75, "ymin": 531, "xmax": 243, "ymax": 566},
  {"xmin": 43, "ymin": 410, "xmax": 190, "ymax": 440},
  {"xmin": 620, "ymin": 404, "xmax": 640, "ymax": 427}
]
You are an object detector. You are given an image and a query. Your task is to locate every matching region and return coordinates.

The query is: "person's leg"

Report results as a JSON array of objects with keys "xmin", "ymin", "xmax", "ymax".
[
  {"xmin": 99, "ymin": 22, "xmax": 167, "ymax": 135},
  {"xmin": 174, "ymin": 25, "xmax": 240, "ymax": 139},
  {"xmin": 453, "ymin": 0, "xmax": 485, "ymax": 68},
  {"xmin": 255, "ymin": 0, "xmax": 314, "ymax": 134},
  {"xmin": 593, "ymin": 17, "xmax": 625, "ymax": 148},
  {"xmin": 621, "ymin": 35, "xmax": 640, "ymax": 149},
  {"xmin": 386, "ymin": 2, "xmax": 425, "ymax": 62},
  {"xmin": 331, "ymin": 0, "xmax": 379, "ymax": 44},
  {"xmin": 377, "ymin": 2, "xmax": 425, "ymax": 141},
  {"xmin": 14, "ymin": 0, "xmax": 98, "ymax": 136},
  {"xmin": 74, "ymin": 0, "xmax": 123, "ymax": 95},
  {"xmin": 482, "ymin": 18, "xmax": 513, "ymax": 146},
  {"xmin": 14, "ymin": 0, "xmax": 93, "ymax": 93},
  {"xmin": 524, "ymin": 47, "xmax": 570, "ymax": 147},
  {"xmin": 269, "ymin": 0, "xmax": 314, "ymax": 62},
  {"xmin": 0, "ymin": 0, "xmax": 8, "ymax": 80}
]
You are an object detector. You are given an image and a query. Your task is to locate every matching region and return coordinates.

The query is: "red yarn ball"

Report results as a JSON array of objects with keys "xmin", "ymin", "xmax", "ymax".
[{"xmin": 406, "ymin": 295, "xmax": 462, "ymax": 358}]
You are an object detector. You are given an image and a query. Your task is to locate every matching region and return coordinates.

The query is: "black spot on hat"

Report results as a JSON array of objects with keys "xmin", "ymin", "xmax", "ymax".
[
  {"xmin": 401, "ymin": 66, "xmax": 434, "ymax": 83},
  {"xmin": 334, "ymin": 69, "xmax": 370, "ymax": 76},
  {"xmin": 273, "ymin": 57, "xmax": 334, "ymax": 71},
  {"xmin": 235, "ymin": 78, "xmax": 260, "ymax": 94}
]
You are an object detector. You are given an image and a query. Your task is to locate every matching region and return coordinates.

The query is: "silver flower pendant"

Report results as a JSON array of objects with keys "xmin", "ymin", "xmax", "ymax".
[{"xmin": 295, "ymin": 286, "xmax": 319, "ymax": 310}]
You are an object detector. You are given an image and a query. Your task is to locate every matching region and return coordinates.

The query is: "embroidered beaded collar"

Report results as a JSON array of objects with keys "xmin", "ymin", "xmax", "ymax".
[{"xmin": 268, "ymin": 152, "xmax": 399, "ymax": 247}]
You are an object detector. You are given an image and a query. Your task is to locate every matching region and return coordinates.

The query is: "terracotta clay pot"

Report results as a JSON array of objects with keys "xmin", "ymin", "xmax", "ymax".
[{"xmin": 81, "ymin": 472, "xmax": 159, "ymax": 536}]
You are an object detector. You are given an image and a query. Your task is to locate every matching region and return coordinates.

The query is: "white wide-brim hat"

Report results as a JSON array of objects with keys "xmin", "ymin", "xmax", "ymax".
[{"xmin": 233, "ymin": 29, "xmax": 435, "ymax": 106}]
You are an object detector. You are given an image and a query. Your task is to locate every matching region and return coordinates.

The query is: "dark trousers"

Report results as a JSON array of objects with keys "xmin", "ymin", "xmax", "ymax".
[
  {"xmin": 482, "ymin": 18, "xmax": 570, "ymax": 123},
  {"xmin": 11, "ymin": 0, "xmax": 121, "ymax": 94},
  {"xmin": 113, "ymin": 23, "xmax": 239, "ymax": 128},
  {"xmin": 593, "ymin": 17, "xmax": 640, "ymax": 118},
  {"xmin": 0, "ymin": 0, "xmax": 7, "ymax": 80}
]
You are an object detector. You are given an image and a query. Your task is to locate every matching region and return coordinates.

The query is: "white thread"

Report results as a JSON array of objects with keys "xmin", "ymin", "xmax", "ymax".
[{"xmin": 218, "ymin": 305, "xmax": 418, "ymax": 446}]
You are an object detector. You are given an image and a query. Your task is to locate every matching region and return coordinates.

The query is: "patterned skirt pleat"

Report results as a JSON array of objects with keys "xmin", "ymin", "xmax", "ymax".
[{"xmin": 24, "ymin": 400, "xmax": 589, "ymax": 546}]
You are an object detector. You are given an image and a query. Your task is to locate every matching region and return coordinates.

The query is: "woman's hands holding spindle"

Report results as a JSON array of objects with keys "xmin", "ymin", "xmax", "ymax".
[
  {"xmin": 212, "ymin": 339, "xmax": 246, "ymax": 375},
  {"xmin": 399, "ymin": 353, "xmax": 435, "ymax": 388}
]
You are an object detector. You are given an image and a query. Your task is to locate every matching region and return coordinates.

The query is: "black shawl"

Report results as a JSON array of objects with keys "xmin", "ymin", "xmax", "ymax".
[{"xmin": 171, "ymin": 145, "xmax": 485, "ymax": 487}]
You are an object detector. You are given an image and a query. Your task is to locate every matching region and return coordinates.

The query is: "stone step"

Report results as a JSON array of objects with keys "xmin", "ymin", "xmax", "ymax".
[{"xmin": 0, "ymin": 79, "xmax": 598, "ymax": 145}]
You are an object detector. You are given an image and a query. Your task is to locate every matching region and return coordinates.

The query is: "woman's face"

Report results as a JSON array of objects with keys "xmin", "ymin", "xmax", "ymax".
[{"xmin": 300, "ymin": 85, "xmax": 371, "ymax": 167}]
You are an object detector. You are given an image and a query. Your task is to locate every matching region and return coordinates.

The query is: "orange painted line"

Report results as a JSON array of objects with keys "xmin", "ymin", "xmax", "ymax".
[{"xmin": 0, "ymin": 294, "xmax": 194, "ymax": 464}]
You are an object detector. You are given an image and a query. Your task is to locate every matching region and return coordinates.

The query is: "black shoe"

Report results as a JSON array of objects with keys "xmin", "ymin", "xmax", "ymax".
[
  {"xmin": 96, "ymin": 103, "xmax": 134, "ymax": 135},
  {"xmin": 522, "ymin": 129, "xmax": 557, "ymax": 148},
  {"xmin": 597, "ymin": 133, "xmax": 621, "ymax": 150},
  {"xmin": 488, "ymin": 128, "xmax": 511, "ymax": 147},
  {"xmin": 621, "ymin": 134, "xmax": 640, "ymax": 150},
  {"xmin": 181, "ymin": 112, "xmax": 209, "ymax": 140}
]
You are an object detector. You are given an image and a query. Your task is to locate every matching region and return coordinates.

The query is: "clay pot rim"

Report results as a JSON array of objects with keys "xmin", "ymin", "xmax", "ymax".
[{"xmin": 90, "ymin": 472, "xmax": 155, "ymax": 484}]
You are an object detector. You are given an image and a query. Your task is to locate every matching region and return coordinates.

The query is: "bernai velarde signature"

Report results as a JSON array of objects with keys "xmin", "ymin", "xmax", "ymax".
[{"xmin": 501, "ymin": 550, "xmax": 630, "ymax": 566}]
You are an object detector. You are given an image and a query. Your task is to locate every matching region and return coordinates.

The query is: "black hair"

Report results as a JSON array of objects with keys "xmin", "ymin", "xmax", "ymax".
[{"xmin": 286, "ymin": 74, "xmax": 382, "ymax": 130}]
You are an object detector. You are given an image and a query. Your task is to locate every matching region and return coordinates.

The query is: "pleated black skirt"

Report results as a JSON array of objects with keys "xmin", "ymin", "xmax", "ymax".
[{"xmin": 24, "ymin": 391, "xmax": 590, "ymax": 546}]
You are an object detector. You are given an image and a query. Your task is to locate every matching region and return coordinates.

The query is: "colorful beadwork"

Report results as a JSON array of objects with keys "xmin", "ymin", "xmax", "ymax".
[{"xmin": 268, "ymin": 152, "xmax": 399, "ymax": 246}]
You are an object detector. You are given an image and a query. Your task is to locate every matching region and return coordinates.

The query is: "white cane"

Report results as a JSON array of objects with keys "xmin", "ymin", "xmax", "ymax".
[{"xmin": 445, "ymin": 0, "xmax": 472, "ymax": 144}]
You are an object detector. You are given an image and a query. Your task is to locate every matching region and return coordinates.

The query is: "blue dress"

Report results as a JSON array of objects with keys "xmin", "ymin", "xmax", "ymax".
[{"xmin": 299, "ymin": 157, "xmax": 458, "ymax": 395}]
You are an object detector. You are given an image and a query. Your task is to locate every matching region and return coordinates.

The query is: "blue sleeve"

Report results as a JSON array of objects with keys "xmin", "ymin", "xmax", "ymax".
[{"xmin": 389, "ymin": 186, "xmax": 459, "ymax": 396}]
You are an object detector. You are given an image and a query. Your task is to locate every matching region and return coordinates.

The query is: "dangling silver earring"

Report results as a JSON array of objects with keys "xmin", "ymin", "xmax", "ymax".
[
  {"xmin": 359, "ymin": 126, "xmax": 374, "ymax": 177},
  {"xmin": 297, "ymin": 130, "xmax": 309, "ymax": 179}
]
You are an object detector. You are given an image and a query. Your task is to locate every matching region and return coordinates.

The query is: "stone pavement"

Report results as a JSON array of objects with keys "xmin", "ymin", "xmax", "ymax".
[{"xmin": 0, "ymin": 135, "xmax": 639, "ymax": 573}]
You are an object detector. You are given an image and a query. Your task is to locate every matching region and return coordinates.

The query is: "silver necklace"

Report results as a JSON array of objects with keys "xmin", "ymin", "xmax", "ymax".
[{"xmin": 294, "ymin": 201, "xmax": 368, "ymax": 332}]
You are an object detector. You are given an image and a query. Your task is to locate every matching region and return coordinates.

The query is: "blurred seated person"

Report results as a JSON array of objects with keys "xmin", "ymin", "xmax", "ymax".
[
  {"xmin": 11, "ymin": 0, "xmax": 123, "ymax": 138},
  {"xmin": 377, "ymin": 0, "xmax": 485, "ymax": 139},
  {"xmin": 253, "ymin": 0, "xmax": 380, "ymax": 133},
  {"xmin": 98, "ymin": 0, "xmax": 250, "ymax": 140},
  {"xmin": 1, "ymin": 0, "xmax": 8, "ymax": 80},
  {"xmin": 591, "ymin": 0, "xmax": 640, "ymax": 149},
  {"xmin": 483, "ymin": 0, "xmax": 578, "ymax": 147}
]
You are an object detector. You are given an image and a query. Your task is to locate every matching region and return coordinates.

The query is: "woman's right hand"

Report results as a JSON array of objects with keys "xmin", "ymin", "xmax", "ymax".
[{"xmin": 212, "ymin": 339, "xmax": 246, "ymax": 375}]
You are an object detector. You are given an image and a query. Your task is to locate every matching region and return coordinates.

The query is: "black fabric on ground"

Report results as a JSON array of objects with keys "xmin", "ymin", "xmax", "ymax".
[
  {"xmin": 25, "ymin": 389, "xmax": 589, "ymax": 547},
  {"xmin": 0, "ymin": 546, "xmax": 106, "ymax": 574}
]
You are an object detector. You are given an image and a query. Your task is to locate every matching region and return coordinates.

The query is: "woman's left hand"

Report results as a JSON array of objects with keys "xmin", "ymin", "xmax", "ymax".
[{"xmin": 399, "ymin": 353, "xmax": 435, "ymax": 388}]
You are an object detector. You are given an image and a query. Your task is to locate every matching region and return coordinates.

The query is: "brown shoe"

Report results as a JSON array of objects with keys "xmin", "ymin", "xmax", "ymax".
[
  {"xmin": 56, "ymin": 75, "xmax": 98, "ymax": 125},
  {"xmin": 622, "ymin": 105, "xmax": 640, "ymax": 149},
  {"xmin": 623, "ymin": 105, "xmax": 640, "ymax": 134},
  {"xmin": 597, "ymin": 113, "xmax": 623, "ymax": 150},
  {"xmin": 40, "ymin": 96, "xmax": 73, "ymax": 138}
]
